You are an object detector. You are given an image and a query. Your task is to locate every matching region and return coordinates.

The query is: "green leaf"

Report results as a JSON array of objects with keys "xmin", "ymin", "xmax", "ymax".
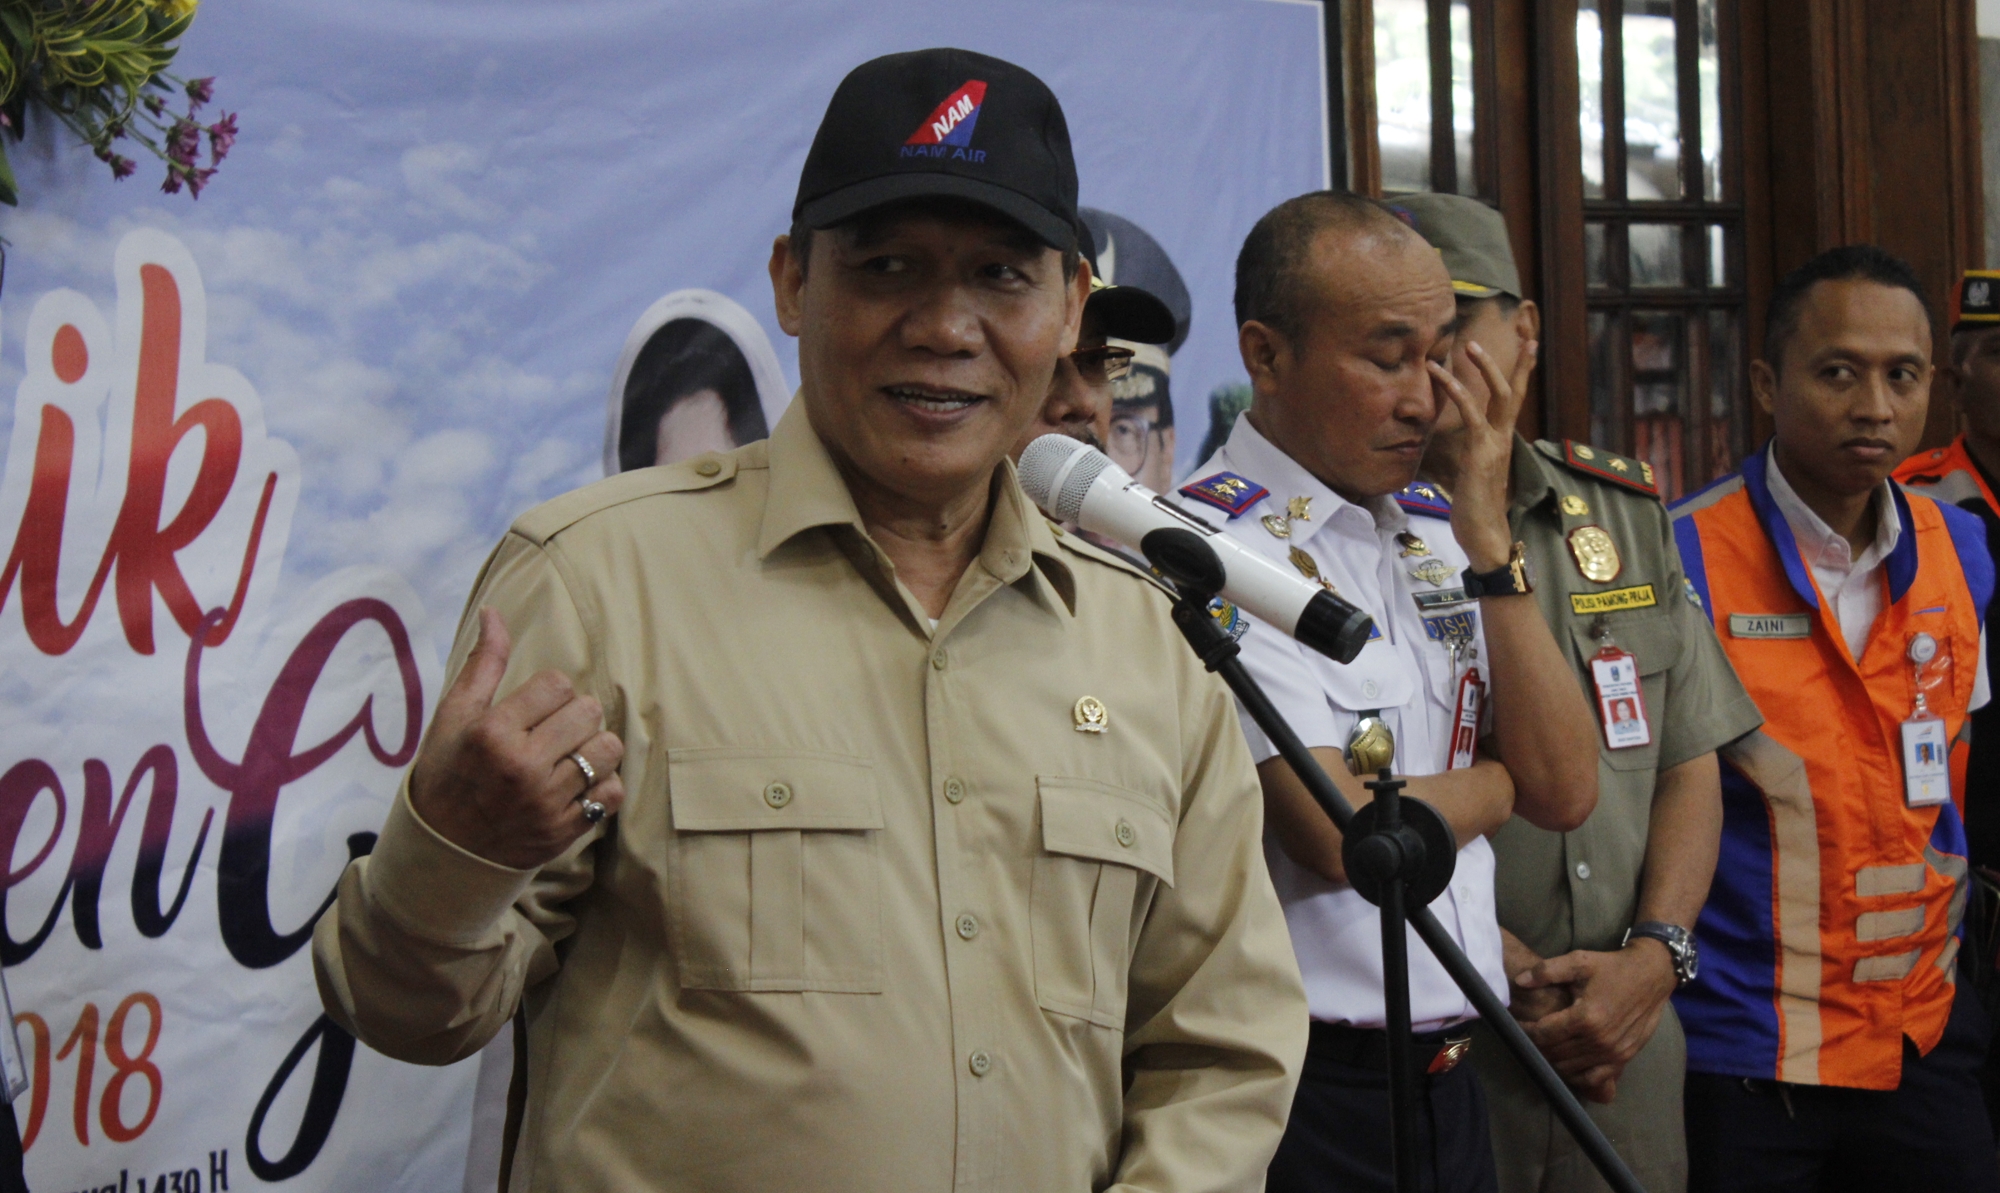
[{"xmin": 0, "ymin": 137, "xmax": 20, "ymax": 206}]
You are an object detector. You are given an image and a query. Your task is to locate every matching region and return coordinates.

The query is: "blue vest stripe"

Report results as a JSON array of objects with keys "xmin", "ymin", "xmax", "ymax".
[
  {"xmin": 1673, "ymin": 511, "xmax": 1716, "ymax": 625},
  {"xmin": 1935, "ymin": 497, "xmax": 1996, "ymax": 625},
  {"xmin": 1677, "ymin": 761, "xmax": 1783, "ymax": 1079}
]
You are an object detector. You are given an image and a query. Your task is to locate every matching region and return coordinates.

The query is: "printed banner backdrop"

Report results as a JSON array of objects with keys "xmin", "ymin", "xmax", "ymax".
[{"xmin": 0, "ymin": 1, "xmax": 1327, "ymax": 1188}]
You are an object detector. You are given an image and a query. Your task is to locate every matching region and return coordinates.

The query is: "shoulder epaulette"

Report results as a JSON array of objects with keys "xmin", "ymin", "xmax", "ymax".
[
  {"xmin": 1549, "ymin": 439, "xmax": 1659, "ymax": 497},
  {"xmin": 512, "ymin": 450, "xmax": 745, "ymax": 545},
  {"xmin": 1394, "ymin": 480, "xmax": 1452, "ymax": 518},
  {"xmin": 1177, "ymin": 471, "xmax": 1268, "ymax": 518}
]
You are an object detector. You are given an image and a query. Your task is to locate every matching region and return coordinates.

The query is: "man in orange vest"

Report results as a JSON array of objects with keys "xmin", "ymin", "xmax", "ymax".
[{"xmin": 1671, "ymin": 245, "xmax": 1998, "ymax": 1191}]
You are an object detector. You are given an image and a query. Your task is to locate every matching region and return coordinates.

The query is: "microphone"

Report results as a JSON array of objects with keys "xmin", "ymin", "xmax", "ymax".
[{"xmin": 1017, "ymin": 434, "xmax": 1375, "ymax": 663}]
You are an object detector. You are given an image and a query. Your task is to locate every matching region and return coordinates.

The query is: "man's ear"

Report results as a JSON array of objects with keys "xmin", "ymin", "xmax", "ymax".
[
  {"xmin": 1239, "ymin": 320, "xmax": 1289, "ymax": 396},
  {"xmin": 1063, "ymin": 257, "xmax": 1093, "ymax": 352},
  {"xmin": 1514, "ymin": 299, "xmax": 1541, "ymax": 347},
  {"xmin": 770, "ymin": 234, "xmax": 806, "ymax": 337},
  {"xmin": 1750, "ymin": 358, "xmax": 1778, "ymax": 417}
]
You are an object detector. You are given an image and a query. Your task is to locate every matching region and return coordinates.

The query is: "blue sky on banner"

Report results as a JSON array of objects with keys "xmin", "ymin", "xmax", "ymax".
[{"xmin": 0, "ymin": 0, "xmax": 1326, "ymax": 655}]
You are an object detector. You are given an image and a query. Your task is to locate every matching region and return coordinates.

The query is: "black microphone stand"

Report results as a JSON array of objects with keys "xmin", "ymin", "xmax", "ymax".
[{"xmin": 1141, "ymin": 528, "xmax": 1646, "ymax": 1193}]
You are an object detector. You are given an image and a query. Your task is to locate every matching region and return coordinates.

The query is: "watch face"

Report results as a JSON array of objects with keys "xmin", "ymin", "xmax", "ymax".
[{"xmin": 1682, "ymin": 936, "xmax": 1699, "ymax": 982}]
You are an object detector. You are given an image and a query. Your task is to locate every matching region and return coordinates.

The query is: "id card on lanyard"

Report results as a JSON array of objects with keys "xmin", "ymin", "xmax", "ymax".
[
  {"xmin": 1590, "ymin": 644, "xmax": 1652, "ymax": 750},
  {"xmin": 1449, "ymin": 667, "xmax": 1484, "ymax": 770},
  {"xmin": 1903, "ymin": 632, "xmax": 1951, "ymax": 807}
]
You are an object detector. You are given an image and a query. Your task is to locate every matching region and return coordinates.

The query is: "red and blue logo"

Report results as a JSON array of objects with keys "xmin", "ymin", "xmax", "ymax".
[{"xmin": 901, "ymin": 80, "xmax": 988, "ymax": 162}]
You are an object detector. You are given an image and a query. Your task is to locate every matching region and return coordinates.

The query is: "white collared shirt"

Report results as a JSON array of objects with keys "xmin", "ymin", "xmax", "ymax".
[
  {"xmin": 1766, "ymin": 446, "xmax": 1990, "ymax": 707},
  {"xmin": 1182, "ymin": 416, "xmax": 1508, "ymax": 1030}
]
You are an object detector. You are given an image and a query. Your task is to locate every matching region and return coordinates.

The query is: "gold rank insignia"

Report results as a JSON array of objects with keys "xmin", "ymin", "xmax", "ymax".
[
  {"xmin": 1289, "ymin": 546, "xmax": 1329, "ymax": 587},
  {"xmin": 1561, "ymin": 494, "xmax": 1590, "ymax": 517},
  {"xmin": 1261, "ymin": 514, "xmax": 1290, "ymax": 538},
  {"xmin": 1408, "ymin": 558, "xmax": 1454, "ymax": 587},
  {"xmin": 1073, "ymin": 695, "xmax": 1109, "ymax": 734},
  {"xmin": 1575, "ymin": 445, "xmax": 1596, "ymax": 460},
  {"xmin": 1396, "ymin": 531, "xmax": 1431, "ymax": 557},
  {"xmin": 1288, "ymin": 496, "xmax": 1313, "ymax": 521},
  {"xmin": 1567, "ymin": 525, "xmax": 1622, "ymax": 583}
]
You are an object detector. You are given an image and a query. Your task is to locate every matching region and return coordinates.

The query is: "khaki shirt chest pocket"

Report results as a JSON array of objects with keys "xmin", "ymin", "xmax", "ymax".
[
  {"xmin": 666, "ymin": 748, "xmax": 882, "ymax": 993},
  {"xmin": 1031, "ymin": 776, "xmax": 1175, "ymax": 1029},
  {"xmin": 1568, "ymin": 609, "xmax": 1683, "ymax": 773}
]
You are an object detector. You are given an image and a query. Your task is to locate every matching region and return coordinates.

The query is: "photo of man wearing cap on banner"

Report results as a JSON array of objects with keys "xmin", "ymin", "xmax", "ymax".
[{"xmin": 313, "ymin": 46, "xmax": 1307, "ymax": 1193}]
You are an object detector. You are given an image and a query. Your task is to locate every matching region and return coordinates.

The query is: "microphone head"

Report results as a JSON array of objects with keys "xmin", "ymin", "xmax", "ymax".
[{"xmin": 1017, "ymin": 433, "xmax": 1114, "ymax": 523}]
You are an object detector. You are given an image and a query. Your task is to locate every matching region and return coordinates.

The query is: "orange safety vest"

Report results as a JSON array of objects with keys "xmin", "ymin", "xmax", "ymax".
[
  {"xmin": 1895, "ymin": 434, "xmax": 2000, "ymax": 514},
  {"xmin": 1671, "ymin": 447, "xmax": 1992, "ymax": 1089}
]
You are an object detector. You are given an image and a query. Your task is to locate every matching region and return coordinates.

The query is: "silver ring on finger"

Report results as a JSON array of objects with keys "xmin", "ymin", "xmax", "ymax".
[
  {"xmin": 579, "ymin": 798, "xmax": 607, "ymax": 825},
  {"xmin": 567, "ymin": 751, "xmax": 597, "ymax": 794}
]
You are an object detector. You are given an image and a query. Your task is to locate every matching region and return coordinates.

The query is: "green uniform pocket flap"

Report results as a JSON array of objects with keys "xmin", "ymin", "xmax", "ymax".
[
  {"xmin": 668, "ymin": 748, "xmax": 881, "ymax": 832},
  {"xmin": 1037, "ymin": 776, "xmax": 1175, "ymax": 886}
]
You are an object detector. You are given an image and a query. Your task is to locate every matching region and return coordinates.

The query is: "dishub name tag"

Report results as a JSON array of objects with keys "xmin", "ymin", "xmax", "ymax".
[{"xmin": 1728, "ymin": 613, "xmax": 1812, "ymax": 639}]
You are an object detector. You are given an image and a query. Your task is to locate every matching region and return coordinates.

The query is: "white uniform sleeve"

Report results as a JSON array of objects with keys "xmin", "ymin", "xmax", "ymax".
[{"xmin": 1230, "ymin": 613, "xmax": 1346, "ymax": 763}]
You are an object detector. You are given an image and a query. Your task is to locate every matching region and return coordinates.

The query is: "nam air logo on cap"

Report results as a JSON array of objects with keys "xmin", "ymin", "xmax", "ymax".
[{"xmin": 902, "ymin": 80, "xmax": 989, "ymax": 163}]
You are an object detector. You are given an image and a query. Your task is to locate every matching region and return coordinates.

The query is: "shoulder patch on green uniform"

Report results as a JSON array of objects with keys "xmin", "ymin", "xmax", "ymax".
[
  {"xmin": 1538, "ymin": 439, "xmax": 1660, "ymax": 498},
  {"xmin": 511, "ymin": 449, "xmax": 753, "ymax": 545}
]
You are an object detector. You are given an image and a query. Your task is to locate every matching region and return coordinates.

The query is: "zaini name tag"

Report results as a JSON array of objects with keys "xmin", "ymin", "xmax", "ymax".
[
  {"xmin": 1728, "ymin": 613, "xmax": 1812, "ymax": 639},
  {"xmin": 1569, "ymin": 584, "xmax": 1658, "ymax": 615}
]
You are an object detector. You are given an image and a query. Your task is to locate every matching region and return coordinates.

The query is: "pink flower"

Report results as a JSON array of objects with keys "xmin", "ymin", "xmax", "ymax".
[
  {"xmin": 185, "ymin": 77, "xmax": 215, "ymax": 107},
  {"xmin": 207, "ymin": 112, "xmax": 236, "ymax": 163},
  {"xmin": 144, "ymin": 94, "xmax": 166, "ymax": 117},
  {"xmin": 110, "ymin": 156, "xmax": 137, "ymax": 181},
  {"xmin": 186, "ymin": 166, "xmax": 217, "ymax": 198},
  {"xmin": 160, "ymin": 169, "xmax": 183, "ymax": 195},
  {"xmin": 167, "ymin": 118, "xmax": 200, "ymax": 165}
]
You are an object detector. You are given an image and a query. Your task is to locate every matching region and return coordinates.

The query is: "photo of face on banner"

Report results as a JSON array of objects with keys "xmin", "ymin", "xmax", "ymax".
[
  {"xmin": 604, "ymin": 290, "xmax": 792, "ymax": 473},
  {"xmin": 1081, "ymin": 207, "xmax": 1191, "ymax": 493}
]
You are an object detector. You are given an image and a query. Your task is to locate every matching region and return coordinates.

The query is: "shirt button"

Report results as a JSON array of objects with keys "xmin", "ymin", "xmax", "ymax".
[
  {"xmin": 932, "ymin": 650, "xmax": 950, "ymax": 671},
  {"xmin": 1114, "ymin": 819, "xmax": 1136, "ymax": 848},
  {"xmin": 944, "ymin": 777, "xmax": 966, "ymax": 804},
  {"xmin": 968, "ymin": 1050, "xmax": 992, "ymax": 1077},
  {"xmin": 694, "ymin": 458, "xmax": 722, "ymax": 477},
  {"xmin": 1575, "ymin": 861, "xmax": 1592, "ymax": 880},
  {"xmin": 1363, "ymin": 679, "xmax": 1380, "ymax": 699},
  {"xmin": 956, "ymin": 913, "xmax": 980, "ymax": 940},
  {"xmin": 764, "ymin": 781, "xmax": 792, "ymax": 809}
]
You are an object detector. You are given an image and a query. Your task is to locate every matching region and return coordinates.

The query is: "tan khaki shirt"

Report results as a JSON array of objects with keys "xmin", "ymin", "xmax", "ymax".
[
  {"xmin": 1493, "ymin": 437, "xmax": 1763, "ymax": 956},
  {"xmin": 312, "ymin": 403, "xmax": 1307, "ymax": 1192}
]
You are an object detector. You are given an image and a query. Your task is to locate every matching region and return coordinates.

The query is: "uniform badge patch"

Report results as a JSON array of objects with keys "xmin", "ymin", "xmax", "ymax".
[
  {"xmin": 1408, "ymin": 558, "xmax": 1455, "ymax": 587},
  {"xmin": 1567, "ymin": 525, "xmax": 1623, "ymax": 583},
  {"xmin": 1396, "ymin": 531, "xmax": 1431, "ymax": 557},
  {"xmin": 1683, "ymin": 577, "xmax": 1703, "ymax": 609},
  {"xmin": 1178, "ymin": 472, "xmax": 1268, "ymax": 517},
  {"xmin": 1073, "ymin": 695, "xmax": 1110, "ymax": 733},
  {"xmin": 1261, "ymin": 514, "xmax": 1290, "ymax": 538},
  {"xmin": 1394, "ymin": 481, "xmax": 1453, "ymax": 518},
  {"xmin": 1569, "ymin": 584, "xmax": 1658, "ymax": 615},
  {"xmin": 1207, "ymin": 596, "xmax": 1248, "ymax": 642},
  {"xmin": 1561, "ymin": 494, "xmax": 1591, "ymax": 517},
  {"xmin": 1559, "ymin": 441, "xmax": 1660, "ymax": 497}
]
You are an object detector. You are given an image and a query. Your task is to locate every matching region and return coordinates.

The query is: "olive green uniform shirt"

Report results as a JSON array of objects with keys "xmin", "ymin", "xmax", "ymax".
[
  {"xmin": 1493, "ymin": 437, "xmax": 1763, "ymax": 957},
  {"xmin": 311, "ymin": 403, "xmax": 1307, "ymax": 1193}
]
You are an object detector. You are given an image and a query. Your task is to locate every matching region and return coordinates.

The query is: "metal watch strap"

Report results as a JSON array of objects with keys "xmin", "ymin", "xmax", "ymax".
[{"xmin": 1623, "ymin": 920, "xmax": 1697, "ymax": 986}]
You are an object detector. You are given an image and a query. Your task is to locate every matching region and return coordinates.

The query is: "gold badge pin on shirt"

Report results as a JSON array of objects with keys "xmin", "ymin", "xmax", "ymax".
[
  {"xmin": 1396, "ymin": 531, "xmax": 1431, "ymax": 557},
  {"xmin": 1289, "ymin": 546, "xmax": 1339, "ymax": 593},
  {"xmin": 1567, "ymin": 525, "xmax": 1622, "ymax": 583},
  {"xmin": 1561, "ymin": 494, "xmax": 1591, "ymax": 517},
  {"xmin": 1288, "ymin": 496, "xmax": 1313, "ymax": 522},
  {"xmin": 1261, "ymin": 514, "xmax": 1291, "ymax": 539},
  {"xmin": 1408, "ymin": 558, "xmax": 1454, "ymax": 587},
  {"xmin": 1073, "ymin": 695, "xmax": 1109, "ymax": 734}
]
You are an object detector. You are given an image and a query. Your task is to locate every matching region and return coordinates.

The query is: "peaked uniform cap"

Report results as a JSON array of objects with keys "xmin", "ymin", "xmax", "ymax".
[
  {"xmin": 794, "ymin": 48, "xmax": 1079, "ymax": 251},
  {"xmin": 1390, "ymin": 192, "xmax": 1522, "ymax": 301},
  {"xmin": 1951, "ymin": 270, "xmax": 2000, "ymax": 333}
]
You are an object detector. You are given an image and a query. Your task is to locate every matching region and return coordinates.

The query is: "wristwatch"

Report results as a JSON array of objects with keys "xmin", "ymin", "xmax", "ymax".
[
  {"xmin": 1461, "ymin": 541, "xmax": 1534, "ymax": 598},
  {"xmin": 1623, "ymin": 921, "xmax": 1699, "ymax": 986}
]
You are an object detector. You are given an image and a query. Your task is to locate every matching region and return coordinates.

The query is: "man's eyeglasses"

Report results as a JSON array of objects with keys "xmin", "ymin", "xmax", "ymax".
[{"xmin": 1069, "ymin": 344, "xmax": 1136, "ymax": 384}]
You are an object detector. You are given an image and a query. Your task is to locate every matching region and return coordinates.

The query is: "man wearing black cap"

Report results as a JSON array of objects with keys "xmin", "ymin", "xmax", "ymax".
[{"xmin": 313, "ymin": 47, "xmax": 1307, "ymax": 1193}]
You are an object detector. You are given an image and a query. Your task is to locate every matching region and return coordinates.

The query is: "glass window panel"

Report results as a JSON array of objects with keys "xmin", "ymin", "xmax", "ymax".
[
  {"xmin": 1707, "ymin": 224, "xmax": 1727, "ymax": 288},
  {"xmin": 1376, "ymin": 0, "xmax": 1433, "ymax": 192},
  {"xmin": 1451, "ymin": 0, "xmax": 1476, "ymax": 195},
  {"xmin": 1631, "ymin": 310, "xmax": 1687, "ymax": 499},
  {"xmin": 1705, "ymin": 307, "xmax": 1741, "ymax": 483},
  {"xmin": 1622, "ymin": 0, "xmax": 1681, "ymax": 200},
  {"xmin": 1588, "ymin": 310, "xmax": 1620, "ymax": 448},
  {"xmin": 1578, "ymin": 1, "xmax": 1605, "ymax": 199},
  {"xmin": 1586, "ymin": 223, "xmax": 1610, "ymax": 289},
  {"xmin": 1698, "ymin": 0, "xmax": 1723, "ymax": 200},
  {"xmin": 1629, "ymin": 223, "xmax": 1682, "ymax": 287}
]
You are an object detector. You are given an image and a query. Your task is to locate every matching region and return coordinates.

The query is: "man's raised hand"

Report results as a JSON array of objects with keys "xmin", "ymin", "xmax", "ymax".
[{"xmin": 409, "ymin": 608, "xmax": 626, "ymax": 870}]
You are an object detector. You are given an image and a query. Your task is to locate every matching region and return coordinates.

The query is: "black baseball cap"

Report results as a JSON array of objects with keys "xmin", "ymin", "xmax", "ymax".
[{"xmin": 793, "ymin": 48, "xmax": 1080, "ymax": 252}]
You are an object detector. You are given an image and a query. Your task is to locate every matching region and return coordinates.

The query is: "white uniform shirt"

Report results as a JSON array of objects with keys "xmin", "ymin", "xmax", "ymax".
[
  {"xmin": 1182, "ymin": 416, "xmax": 1509, "ymax": 1030},
  {"xmin": 1766, "ymin": 445, "xmax": 1991, "ymax": 707}
]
